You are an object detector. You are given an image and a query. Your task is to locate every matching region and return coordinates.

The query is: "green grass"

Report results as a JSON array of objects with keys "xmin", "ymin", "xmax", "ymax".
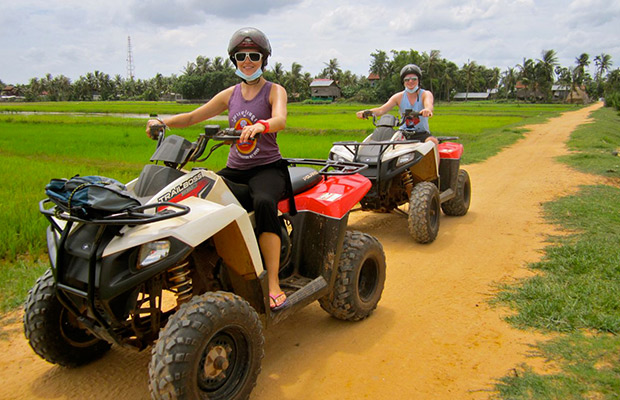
[
  {"xmin": 0, "ymin": 258, "xmax": 48, "ymax": 312},
  {"xmin": 0, "ymin": 101, "xmax": 584, "ymax": 313},
  {"xmin": 0, "ymin": 101, "xmax": 199, "ymax": 115},
  {"xmin": 493, "ymin": 106, "xmax": 620, "ymax": 399},
  {"xmin": 559, "ymin": 106, "xmax": 620, "ymax": 179},
  {"xmin": 494, "ymin": 334, "xmax": 620, "ymax": 400},
  {"xmin": 496, "ymin": 185, "xmax": 620, "ymax": 333}
]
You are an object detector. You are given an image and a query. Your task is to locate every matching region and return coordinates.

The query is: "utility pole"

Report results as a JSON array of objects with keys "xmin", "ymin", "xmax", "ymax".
[{"xmin": 126, "ymin": 36, "xmax": 135, "ymax": 80}]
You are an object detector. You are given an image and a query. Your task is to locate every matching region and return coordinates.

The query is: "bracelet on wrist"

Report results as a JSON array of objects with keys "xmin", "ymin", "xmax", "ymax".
[{"xmin": 256, "ymin": 119, "xmax": 270, "ymax": 134}]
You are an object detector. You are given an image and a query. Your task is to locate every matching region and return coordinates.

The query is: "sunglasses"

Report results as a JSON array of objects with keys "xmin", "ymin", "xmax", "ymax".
[
  {"xmin": 234, "ymin": 52, "xmax": 263, "ymax": 62},
  {"xmin": 403, "ymin": 77, "xmax": 418, "ymax": 82}
]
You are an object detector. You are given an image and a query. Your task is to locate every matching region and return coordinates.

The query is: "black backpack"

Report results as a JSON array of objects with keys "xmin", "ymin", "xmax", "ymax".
[{"xmin": 45, "ymin": 175, "xmax": 140, "ymax": 219}]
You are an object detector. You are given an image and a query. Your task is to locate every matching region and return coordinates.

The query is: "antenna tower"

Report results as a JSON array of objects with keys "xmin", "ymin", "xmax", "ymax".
[{"xmin": 126, "ymin": 36, "xmax": 135, "ymax": 80}]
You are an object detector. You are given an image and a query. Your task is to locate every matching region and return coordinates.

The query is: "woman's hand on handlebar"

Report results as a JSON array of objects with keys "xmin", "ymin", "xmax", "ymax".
[
  {"xmin": 146, "ymin": 119, "xmax": 166, "ymax": 140},
  {"xmin": 419, "ymin": 108, "xmax": 433, "ymax": 118},
  {"xmin": 356, "ymin": 110, "xmax": 373, "ymax": 119},
  {"xmin": 239, "ymin": 122, "xmax": 265, "ymax": 144}
]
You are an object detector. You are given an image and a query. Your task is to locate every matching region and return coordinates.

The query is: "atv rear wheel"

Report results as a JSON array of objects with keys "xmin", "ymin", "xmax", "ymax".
[
  {"xmin": 23, "ymin": 269, "xmax": 111, "ymax": 367},
  {"xmin": 149, "ymin": 291, "xmax": 263, "ymax": 400},
  {"xmin": 441, "ymin": 169, "xmax": 471, "ymax": 216},
  {"xmin": 408, "ymin": 182, "xmax": 440, "ymax": 244},
  {"xmin": 319, "ymin": 231, "xmax": 386, "ymax": 321}
]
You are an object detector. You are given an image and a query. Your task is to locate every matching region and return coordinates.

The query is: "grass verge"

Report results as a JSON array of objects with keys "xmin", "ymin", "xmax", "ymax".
[{"xmin": 493, "ymin": 106, "xmax": 620, "ymax": 399}]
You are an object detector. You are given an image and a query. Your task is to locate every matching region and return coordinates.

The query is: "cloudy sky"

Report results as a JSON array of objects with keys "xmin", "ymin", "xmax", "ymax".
[{"xmin": 1, "ymin": 0, "xmax": 619, "ymax": 85}]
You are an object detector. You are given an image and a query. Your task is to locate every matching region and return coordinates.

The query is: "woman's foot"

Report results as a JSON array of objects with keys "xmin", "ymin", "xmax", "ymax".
[{"xmin": 269, "ymin": 291, "xmax": 288, "ymax": 311}]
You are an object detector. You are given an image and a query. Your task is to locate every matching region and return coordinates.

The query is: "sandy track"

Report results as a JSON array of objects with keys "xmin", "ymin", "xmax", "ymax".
[{"xmin": 0, "ymin": 103, "xmax": 603, "ymax": 399}]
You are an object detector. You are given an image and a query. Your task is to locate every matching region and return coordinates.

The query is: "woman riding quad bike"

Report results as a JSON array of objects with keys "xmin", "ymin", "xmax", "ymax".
[
  {"xmin": 24, "ymin": 125, "xmax": 387, "ymax": 400},
  {"xmin": 329, "ymin": 110, "xmax": 471, "ymax": 243}
]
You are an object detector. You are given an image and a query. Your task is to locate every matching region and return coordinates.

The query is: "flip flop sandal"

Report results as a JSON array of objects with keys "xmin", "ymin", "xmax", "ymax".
[{"xmin": 269, "ymin": 292, "xmax": 288, "ymax": 311}]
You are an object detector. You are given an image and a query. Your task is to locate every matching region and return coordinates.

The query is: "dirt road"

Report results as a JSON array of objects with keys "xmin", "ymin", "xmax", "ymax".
[{"xmin": 0, "ymin": 103, "xmax": 603, "ymax": 400}]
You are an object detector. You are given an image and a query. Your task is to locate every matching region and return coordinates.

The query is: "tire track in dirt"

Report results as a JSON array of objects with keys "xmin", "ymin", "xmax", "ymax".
[{"xmin": 0, "ymin": 103, "xmax": 603, "ymax": 400}]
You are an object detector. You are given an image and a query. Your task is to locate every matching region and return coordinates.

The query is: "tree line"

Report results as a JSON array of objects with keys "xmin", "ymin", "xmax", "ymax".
[{"xmin": 2, "ymin": 49, "xmax": 619, "ymax": 109}]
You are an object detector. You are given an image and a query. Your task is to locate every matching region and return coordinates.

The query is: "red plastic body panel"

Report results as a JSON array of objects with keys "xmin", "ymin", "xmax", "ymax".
[
  {"xmin": 278, "ymin": 173, "xmax": 371, "ymax": 219},
  {"xmin": 438, "ymin": 142, "xmax": 464, "ymax": 159}
]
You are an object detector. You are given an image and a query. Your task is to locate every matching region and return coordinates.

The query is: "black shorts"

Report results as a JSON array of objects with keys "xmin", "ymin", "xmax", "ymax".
[{"xmin": 218, "ymin": 160, "xmax": 287, "ymax": 236}]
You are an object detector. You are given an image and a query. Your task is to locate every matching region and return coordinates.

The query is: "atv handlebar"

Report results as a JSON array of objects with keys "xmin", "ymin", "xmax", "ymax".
[
  {"xmin": 204, "ymin": 125, "xmax": 246, "ymax": 141},
  {"xmin": 361, "ymin": 109, "xmax": 422, "ymax": 127}
]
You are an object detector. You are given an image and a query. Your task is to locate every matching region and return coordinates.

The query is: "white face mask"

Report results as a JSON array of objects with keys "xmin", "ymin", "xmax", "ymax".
[
  {"xmin": 405, "ymin": 86, "xmax": 418, "ymax": 94},
  {"xmin": 236, "ymin": 67, "xmax": 263, "ymax": 82}
]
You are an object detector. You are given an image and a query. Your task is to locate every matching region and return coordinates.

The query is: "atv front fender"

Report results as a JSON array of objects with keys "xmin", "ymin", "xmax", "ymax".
[{"xmin": 103, "ymin": 196, "xmax": 263, "ymax": 277}]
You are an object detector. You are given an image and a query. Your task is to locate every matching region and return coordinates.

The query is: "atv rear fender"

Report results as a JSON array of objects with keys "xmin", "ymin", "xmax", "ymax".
[{"xmin": 437, "ymin": 142, "xmax": 464, "ymax": 193}]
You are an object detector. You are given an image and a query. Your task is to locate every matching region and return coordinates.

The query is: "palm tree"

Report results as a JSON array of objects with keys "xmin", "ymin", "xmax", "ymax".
[
  {"xmin": 321, "ymin": 58, "xmax": 341, "ymax": 81},
  {"xmin": 211, "ymin": 56, "xmax": 228, "ymax": 72},
  {"xmin": 517, "ymin": 58, "xmax": 536, "ymax": 101},
  {"xmin": 369, "ymin": 50, "xmax": 389, "ymax": 79},
  {"xmin": 501, "ymin": 67, "xmax": 517, "ymax": 100},
  {"xmin": 195, "ymin": 56, "xmax": 211, "ymax": 74},
  {"xmin": 536, "ymin": 49, "xmax": 558, "ymax": 101},
  {"xmin": 425, "ymin": 50, "xmax": 441, "ymax": 93},
  {"xmin": 462, "ymin": 60, "xmax": 477, "ymax": 101},
  {"xmin": 271, "ymin": 62, "xmax": 285, "ymax": 84},
  {"xmin": 594, "ymin": 53, "xmax": 613, "ymax": 81},
  {"xmin": 182, "ymin": 61, "xmax": 197, "ymax": 76},
  {"xmin": 574, "ymin": 53, "xmax": 590, "ymax": 85},
  {"xmin": 284, "ymin": 62, "xmax": 305, "ymax": 100}
]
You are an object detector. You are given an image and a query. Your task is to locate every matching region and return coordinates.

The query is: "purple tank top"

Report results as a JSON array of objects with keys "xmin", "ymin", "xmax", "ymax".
[{"xmin": 227, "ymin": 81, "xmax": 281, "ymax": 169}]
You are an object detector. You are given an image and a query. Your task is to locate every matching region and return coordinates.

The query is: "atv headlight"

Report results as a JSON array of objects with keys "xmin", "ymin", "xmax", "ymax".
[
  {"xmin": 396, "ymin": 153, "xmax": 414, "ymax": 167},
  {"xmin": 138, "ymin": 240, "xmax": 170, "ymax": 268}
]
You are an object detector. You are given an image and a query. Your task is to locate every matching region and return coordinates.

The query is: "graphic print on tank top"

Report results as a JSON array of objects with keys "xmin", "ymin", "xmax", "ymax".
[{"xmin": 232, "ymin": 112, "xmax": 258, "ymax": 156}]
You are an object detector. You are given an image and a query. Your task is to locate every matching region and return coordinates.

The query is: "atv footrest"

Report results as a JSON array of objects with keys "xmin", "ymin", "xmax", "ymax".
[
  {"xmin": 271, "ymin": 276, "xmax": 328, "ymax": 324},
  {"xmin": 280, "ymin": 274, "xmax": 314, "ymax": 290}
]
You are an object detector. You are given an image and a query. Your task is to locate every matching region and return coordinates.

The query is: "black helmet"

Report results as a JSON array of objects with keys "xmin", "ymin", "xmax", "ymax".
[
  {"xmin": 400, "ymin": 64, "xmax": 422, "ymax": 82},
  {"xmin": 228, "ymin": 27, "xmax": 272, "ymax": 67}
]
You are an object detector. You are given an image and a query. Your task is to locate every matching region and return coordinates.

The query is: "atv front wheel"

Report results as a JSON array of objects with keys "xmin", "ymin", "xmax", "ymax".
[
  {"xmin": 23, "ymin": 269, "xmax": 111, "ymax": 367},
  {"xmin": 149, "ymin": 291, "xmax": 264, "ymax": 400},
  {"xmin": 319, "ymin": 231, "xmax": 386, "ymax": 321},
  {"xmin": 408, "ymin": 182, "xmax": 440, "ymax": 243},
  {"xmin": 441, "ymin": 169, "xmax": 471, "ymax": 216}
]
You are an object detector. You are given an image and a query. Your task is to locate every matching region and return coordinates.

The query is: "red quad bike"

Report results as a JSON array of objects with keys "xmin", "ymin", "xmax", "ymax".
[
  {"xmin": 24, "ymin": 125, "xmax": 387, "ymax": 400},
  {"xmin": 329, "ymin": 110, "xmax": 471, "ymax": 243}
]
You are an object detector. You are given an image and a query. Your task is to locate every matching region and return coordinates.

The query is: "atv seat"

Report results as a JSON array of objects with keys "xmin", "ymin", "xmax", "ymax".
[
  {"xmin": 288, "ymin": 167, "xmax": 322, "ymax": 195},
  {"xmin": 222, "ymin": 166, "xmax": 322, "ymax": 213},
  {"xmin": 369, "ymin": 114, "xmax": 399, "ymax": 142}
]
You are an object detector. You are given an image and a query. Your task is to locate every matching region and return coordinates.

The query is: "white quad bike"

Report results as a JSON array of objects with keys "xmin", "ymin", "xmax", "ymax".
[
  {"xmin": 329, "ymin": 110, "xmax": 471, "ymax": 243},
  {"xmin": 24, "ymin": 124, "xmax": 387, "ymax": 400}
]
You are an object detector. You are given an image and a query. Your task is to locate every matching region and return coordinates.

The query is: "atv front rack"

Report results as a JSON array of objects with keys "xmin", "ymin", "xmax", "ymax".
[
  {"xmin": 39, "ymin": 199, "xmax": 190, "ymax": 230},
  {"xmin": 39, "ymin": 199, "xmax": 191, "ymax": 348}
]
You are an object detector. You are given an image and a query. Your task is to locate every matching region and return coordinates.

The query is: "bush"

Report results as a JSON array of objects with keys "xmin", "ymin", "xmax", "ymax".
[{"xmin": 604, "ymin": 91, "xmax": 620, "ymax": 111}]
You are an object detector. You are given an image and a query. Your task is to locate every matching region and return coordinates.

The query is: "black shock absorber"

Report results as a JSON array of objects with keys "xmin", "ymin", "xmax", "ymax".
[{"xmin": 167, "ymin": 261, "xmax": 193, "ymax": 304}]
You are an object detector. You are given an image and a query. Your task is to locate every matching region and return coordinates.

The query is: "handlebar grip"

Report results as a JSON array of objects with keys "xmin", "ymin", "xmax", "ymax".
[
  {"xmin": 362, "ymin": 110, "xmax": 373, "ymax": 119},
  {"xmin": 149, "ymin": 124, "xmax": 166, "ymax": 140}
]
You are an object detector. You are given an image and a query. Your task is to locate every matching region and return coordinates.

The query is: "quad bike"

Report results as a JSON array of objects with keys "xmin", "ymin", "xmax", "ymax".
[
  {"xmin": 329, "ymin": 110, "xmax": 471, "ymax": 243},
  {"xmin": 24, "ymin": 124, "xmax": 387, "ymax": 400}
]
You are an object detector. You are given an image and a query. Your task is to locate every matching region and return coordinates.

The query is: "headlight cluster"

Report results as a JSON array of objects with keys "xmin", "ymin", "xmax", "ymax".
[
  {"xmin": 137, "ymin": 240, "xmax": 170, "ymax": 268},
  {"xmin": 396, "ymin": 153, "xmax": 414, "ymax": 167}
]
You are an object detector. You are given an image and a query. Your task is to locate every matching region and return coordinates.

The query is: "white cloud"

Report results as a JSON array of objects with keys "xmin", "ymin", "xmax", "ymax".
[{"xmin": 1, "ymin": 0, "xmax": 618, "ymax": 84}]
